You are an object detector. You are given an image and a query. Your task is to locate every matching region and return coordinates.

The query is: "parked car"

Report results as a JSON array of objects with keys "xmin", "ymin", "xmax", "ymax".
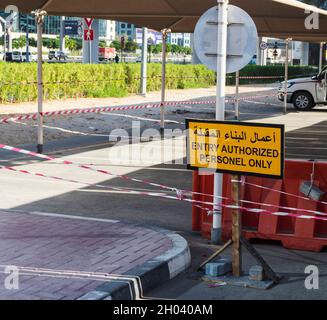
[
  {"xmin": 278, "ymin": 66, "xmax": 327, "ymax": 110},
  {"xmin": 12, "ymin": 51, "xmax": 23, "ymax": 62},
  {"xmin": 48, "ymin": 51, "xmax": 68, "ymax": 61},
  {"xmin": 22, "ymin": 52, "xmax": 37, "ymax": 62},
  {"xmin": 3, "ymin": 52, "xmax": 13, "ymax": 62}
]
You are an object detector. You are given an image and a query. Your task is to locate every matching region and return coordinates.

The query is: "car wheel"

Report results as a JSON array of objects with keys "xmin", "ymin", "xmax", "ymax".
[{"xmin": 292, "ymin": 92, "xmax": 315, "ymax": 111}]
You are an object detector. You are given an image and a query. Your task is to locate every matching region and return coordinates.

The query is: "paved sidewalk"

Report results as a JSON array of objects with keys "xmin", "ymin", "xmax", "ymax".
[{"xmin": 0, "ymin": 210, "xmax": 173, "ymax": 300}]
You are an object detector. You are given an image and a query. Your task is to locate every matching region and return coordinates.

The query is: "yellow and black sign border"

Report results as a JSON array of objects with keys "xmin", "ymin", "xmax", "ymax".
[{"xmin": 185, "ymin": 119, "xmax": 285, "ymax": 179}]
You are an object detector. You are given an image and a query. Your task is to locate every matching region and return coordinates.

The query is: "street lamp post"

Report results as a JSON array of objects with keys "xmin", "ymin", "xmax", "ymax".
[
  {"xmin": 25, "ymin": 15, "xmax": 30, "ymax": 63},
  {"xmin": 0, "ymin": 17, "xmax": 6, "ymax": 62}
]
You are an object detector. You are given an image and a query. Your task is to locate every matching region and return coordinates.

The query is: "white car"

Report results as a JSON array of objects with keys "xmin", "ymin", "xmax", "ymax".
[
  {"xmin": 12, "ymin": 51, "xmax": 22, "ymax": 62},
  {"xmin": 278, "ymin": 66, "xmax": 327, "ymax": 110},
  {"xmin": 22, "ymin": 52, "xmax": 37, "ymax": 62}
]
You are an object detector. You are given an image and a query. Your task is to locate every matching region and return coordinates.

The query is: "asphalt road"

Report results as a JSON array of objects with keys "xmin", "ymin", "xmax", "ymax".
[{"xmin": 1, "ymin": 92, "xmax": 327, "ymax": 300}]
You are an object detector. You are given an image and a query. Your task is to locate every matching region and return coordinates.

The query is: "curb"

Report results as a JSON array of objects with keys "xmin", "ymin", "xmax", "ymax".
[{"xmin": 78, "ymin": 227, "xmax": 191, "ymax": 300}]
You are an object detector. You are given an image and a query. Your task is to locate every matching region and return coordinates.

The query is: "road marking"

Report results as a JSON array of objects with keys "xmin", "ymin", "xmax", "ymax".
[
  {"xmin": 1, "ymin": 209, "xmax": 120, "ymax": 223},
  {"xmin": 101, "ymin": 112, "xmax": 182, "ymax": 124},
  {"xmin": 243, "ymin": 99, "xmax": 282, "ymax": 107}
]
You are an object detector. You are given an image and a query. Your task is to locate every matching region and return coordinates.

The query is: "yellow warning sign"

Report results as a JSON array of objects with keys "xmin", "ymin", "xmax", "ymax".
[{"xmin": 186, "ymin": 120, "xmax": 284, "ymax": 178}]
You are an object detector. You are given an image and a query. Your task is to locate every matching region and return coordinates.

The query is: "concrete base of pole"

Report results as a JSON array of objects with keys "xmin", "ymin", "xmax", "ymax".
[
  {"xmin": 211, "ymin": 227, "xmax": 222, "ymax": 245},
  {"xmin": 37, "ymin": 144, "xmax": 43, "ymax": 154}
]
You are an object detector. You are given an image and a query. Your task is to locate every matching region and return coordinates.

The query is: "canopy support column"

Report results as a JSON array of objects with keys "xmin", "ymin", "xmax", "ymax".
[
  {"xmin": 141, "ymin": 27, "xmax": 148, "ymax": 96},
  {"xmin": 0, "ymin": 17, "xmax": 6, "ymax": 62},
  {"xmin": 160, "ymin": 28, "xmax": 170, "ymax": 135},
  {"xmin": 319, "ymin": 42, "xmax": 325, "ymax": 73},
  {"xmin": 212, "ymin": 0, "xmax": 229, "ymax": 245},
  {"xmin": 32, "ymin": 9, "xmax": 47, "ymax": 154},
  {"xmin": 284, "ymin": 38, "xmax": 291, "ymax": 115}
]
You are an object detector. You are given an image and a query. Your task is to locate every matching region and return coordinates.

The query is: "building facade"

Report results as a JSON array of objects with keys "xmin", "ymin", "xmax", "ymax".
[
  {"xmin": 99, "ymin": 20, "xmax": 116, "ymax": 42},
  {"xmin": 167, "ymin": 33, "xmax": 191, "ymax": 47},
  {"xmin": 116, "ymin": 22, "xmax": 136, "ymax": 41}
]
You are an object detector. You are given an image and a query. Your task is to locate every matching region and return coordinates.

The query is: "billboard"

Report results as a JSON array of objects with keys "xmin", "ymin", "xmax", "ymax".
[
  {"xmin": 64, "ymin": 20, "xmax": 79, "ymax": 36},
  {"xmin": 136, "ymin": 28, "xmax": 162, "ymax": 45}
]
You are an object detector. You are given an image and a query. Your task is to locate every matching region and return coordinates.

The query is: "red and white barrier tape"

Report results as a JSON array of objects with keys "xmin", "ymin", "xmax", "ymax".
[
  {"xmin": 0, "ymin": 143, "xmax": 193, "ymax": 197},
  {"xmin": 238, "ymin": 76, "xmax": 283, "ymax": 80},
  {"xmin": 219, "ymin": 204, "xmax": 327, "ymax": 222},
  {"xmin": 236, "ymin": 93, "xmax": 277, "ymax": 102},
  {"xmin": 3, "ymin": 163, "xmax": 327, "ymax": 223},
  {"xmin": 232, "ymin": 179, "xmax": 327, "ymax": 207},
  {"xmin": 1, "ymin": 142, "xmax": 327, "ymax": 219},
  {"xmin": 0, "ymin": 92, "xmax": 279, "ymax": 125},
  {"xmin": 0, "ymin": 103, "xmax": 159, "ymax": 124},
  {"xmin": 0, "ymin": 100, "xmax": 217, "ymax": 124}
]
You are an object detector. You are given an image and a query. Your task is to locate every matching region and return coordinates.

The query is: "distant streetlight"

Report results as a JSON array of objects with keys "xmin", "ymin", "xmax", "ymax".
[{"xmin": 147, "ymin": 38, "xmax": 154, "ymax": 63}]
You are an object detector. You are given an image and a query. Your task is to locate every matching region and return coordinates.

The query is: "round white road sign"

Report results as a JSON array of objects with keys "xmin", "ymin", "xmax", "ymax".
[
  {"xmin": 194, "ymin": 5, "xmax": 258, "ymax": 73},
  {"xmin": 260, "ymin": 41, "xmax": 268, "ymax": 50}
]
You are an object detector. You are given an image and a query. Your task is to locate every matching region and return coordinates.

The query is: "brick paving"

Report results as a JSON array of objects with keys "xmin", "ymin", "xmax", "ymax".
[{"xmin": 0, "ymin": 210, "xmax": 172, "ymax": 300}]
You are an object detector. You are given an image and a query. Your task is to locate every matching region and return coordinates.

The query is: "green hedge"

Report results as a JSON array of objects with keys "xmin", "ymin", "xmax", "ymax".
[
  {"xmin": 226, "ymin": 65, "xmax": 319, "ymax": 85},
  {"xmin": 0, "ymin": 62, "xmax": 319, "ymax": 103},
  {"xmin": 0, "ymin": 62, "xmax": 216, "ymax": 103}
]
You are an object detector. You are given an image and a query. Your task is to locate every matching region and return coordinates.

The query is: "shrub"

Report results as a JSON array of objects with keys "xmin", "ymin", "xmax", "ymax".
[
  {"xmin": 0, "ymin": 62, "xmax": 319, "ymax": 104},
  {"xmin": 226, "ymin": 65, "xmax": 318, "ymax": 85},
  {"xmin": 0, "ymin": 62, "xmax": 216, "ymax": 103}
]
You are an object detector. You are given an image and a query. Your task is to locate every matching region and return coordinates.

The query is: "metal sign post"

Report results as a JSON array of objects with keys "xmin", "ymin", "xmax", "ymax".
[
  {"xmin": 191, "ymin": 3, "xmax": 281, "ymax": 282},
  {"xmin": 84, "ymin": 18, "xmax": 94, "ymax": 64},
  {"xmin": 235, "ymin": 70, "xmax": 240, "ymax": 120},
  {"xmin": 193, "ymin": 3, "xmax": 257, "ymax": 244},
  {"xmin": 233, "ymin": 76, "xmax": 241, "ymax": 276},
  {"xmin": 89, "ymin": 37, "xmax": 92, "ymax": 64},
  {"xmin": 212, "ymin": 0, "xmax": 229, "ymax": 244}
]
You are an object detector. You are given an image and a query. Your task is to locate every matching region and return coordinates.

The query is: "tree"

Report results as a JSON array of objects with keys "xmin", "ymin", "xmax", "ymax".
[
  {"xmin": 42, "ymin": 37, "xmax": 59, "ymax": 49},
  {"xmin": 28, "ymin": 38, "xmax": 37, "ymax": 47},
  {"xmin": 110, "ymin": 39, "xmax": 121, "ymax": 51},
  {"xmin": 125, "ymin": 40, "xmax": 139, "ymax": 52},
  {"xmin": 13, "ymin": 36, "xmax": 26, "ymax": 49},
  {"xmin": 166, "ymin": 43, "xmax": 172, "ymax": 54},
  {"xmin": 99, "ymin": 40, "xmax": 107, "ymax": 48},
  {"xmin": 65, "ymin": 37, "xmax": 82, "ymax": 52},
  {"xmin": 151, "ymin": 44, "xmax": 162, "ymax": 54}
]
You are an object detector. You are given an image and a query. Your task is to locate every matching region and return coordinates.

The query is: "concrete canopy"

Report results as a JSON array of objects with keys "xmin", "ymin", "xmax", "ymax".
[{"xmin": 0, "ymin": 0, "xmax": 327, "ymax": 42}]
